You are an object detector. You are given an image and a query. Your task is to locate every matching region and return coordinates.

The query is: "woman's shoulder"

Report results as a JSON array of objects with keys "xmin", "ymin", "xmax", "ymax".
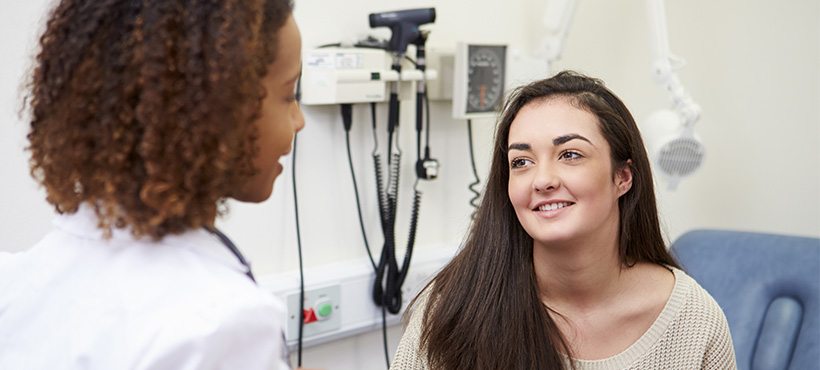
[
  {"xmin": 45, "ymin": 210, "xmax": 282, "ymax": 322},
  {"xmin": 403, "ymin": 286, "xmax": 433, "ymax": 333},
  {"xmin": 391, "ymin": 287, "xmax": 434, "ymax": 370},
  {"xmin": 659, "ymin": 267, "xmax": 737, "ymax": 367},
  {"xmin": 668, "ymin": 267, "xmax": 734, "ymax": 343},
  {"xmin": 671, "ymin": 267, "xmax": 727, "ymax": 318}
]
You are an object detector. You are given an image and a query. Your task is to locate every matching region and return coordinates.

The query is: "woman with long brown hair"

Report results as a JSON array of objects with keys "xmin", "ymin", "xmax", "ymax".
[
  {"xmin": 392, "ymin": 71, "xmax": 736, "ymax": 369},
  {"xmin": 0, "ymin": 0, "xmax": 308, "ymax": 368}
]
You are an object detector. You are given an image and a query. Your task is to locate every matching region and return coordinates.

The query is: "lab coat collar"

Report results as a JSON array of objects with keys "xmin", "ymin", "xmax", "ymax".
[{"xmin": 52, "ymin": 204, "xmax": 252, "ymax": 276}]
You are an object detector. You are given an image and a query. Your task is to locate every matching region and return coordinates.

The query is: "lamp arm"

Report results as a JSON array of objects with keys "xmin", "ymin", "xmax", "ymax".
[
  {"xmin": 540, "ymin": 0, "xmax": 580, "ymax": 75},
  {"xmin": 646, "ymin": 0, "xmax": 701, "ymax": 128}
]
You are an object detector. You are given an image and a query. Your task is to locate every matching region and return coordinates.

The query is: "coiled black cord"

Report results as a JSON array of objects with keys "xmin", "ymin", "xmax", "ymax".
[
  {"xmin": 402, "ymin": 186, "xmax": 422, "ymax": 288},
  {"xmin": 372, "ymin": 140, "xmax": 420, "ymax": 317},
  {"xmin": 467, "ymin": 119, "xmax": 481, "ymax": 217},
  {"xmin": 372, "ymin": 151, "xmax": 403, "ymax": 313},
  {"xmin": 372, "ymin": 154, "xmax": 388, "ymax": 228},
  {"xmin": 372, "ymin": 140, "xmax": 421, "ymax": 317},
  {"xmin": 388, "ymin": 152, "xmax": 401, "ymax": 212}
]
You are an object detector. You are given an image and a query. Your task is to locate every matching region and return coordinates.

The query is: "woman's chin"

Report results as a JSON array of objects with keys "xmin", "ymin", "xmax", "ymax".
[
  {"xmin": 231, "ymin": 179, "xmax": 276, "ymax": 203},
  {"xmin": 231, "ymin": 191, "xmax": 271, "ymax": 203}
]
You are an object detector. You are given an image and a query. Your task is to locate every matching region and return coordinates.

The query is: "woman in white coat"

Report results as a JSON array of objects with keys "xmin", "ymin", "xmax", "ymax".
[{"xmin": 0, "ymin": 0, "xmax": 311, "ymax": 369}]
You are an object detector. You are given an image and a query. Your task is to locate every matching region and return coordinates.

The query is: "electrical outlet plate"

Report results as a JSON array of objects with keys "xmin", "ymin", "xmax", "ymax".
[
  {"xmin": 285, "ymin": 284, "xmax": 342, "ymax": 341},
  {"xmin": 260, "ymin": 244, "xmax": 458, "ymax": 349}
]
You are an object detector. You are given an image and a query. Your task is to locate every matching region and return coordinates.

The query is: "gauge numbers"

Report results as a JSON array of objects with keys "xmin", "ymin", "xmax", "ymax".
[
  {"xmin": 466, "ymin": 45, "xmax": 505, "ymax": 114},
  {"xmin": 452, "ymin": 43, "xmax": 507, "ymax": 119}
]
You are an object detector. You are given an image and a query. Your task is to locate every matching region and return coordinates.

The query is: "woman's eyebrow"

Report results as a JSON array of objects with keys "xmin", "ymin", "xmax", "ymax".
[
  {"xmin": 283, "ymin": 69, "xmax": 301, "ymax": 87},
  {"xmin": 508, "ymin": 143, "xmax": 530, "ymax": 151},
  {"xmin": 553, "ymin": 134, "xmax": 593, "ymax": 146}
]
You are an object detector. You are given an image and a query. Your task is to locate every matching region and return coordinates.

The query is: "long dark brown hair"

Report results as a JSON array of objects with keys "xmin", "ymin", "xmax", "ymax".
[
  {"xmin": 25, "ymin": 0, "xmax": 293, "ymax": 240},
  {"xmin": 416, "ymin": 71, "xmax": 680, "ymax": 369}
]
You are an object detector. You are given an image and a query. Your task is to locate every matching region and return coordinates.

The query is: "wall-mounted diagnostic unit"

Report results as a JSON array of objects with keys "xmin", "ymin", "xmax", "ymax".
[
  {"xmin": 299, "ymin": 47, "xmax": 437, "ymax": 105},
  {"xmin": 452, "ymin": 43, "xmax": 507, "ymax": 119}
]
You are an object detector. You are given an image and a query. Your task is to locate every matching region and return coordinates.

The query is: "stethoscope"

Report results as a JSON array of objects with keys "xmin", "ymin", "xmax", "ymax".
[
  {"xmin": 205, "ymin": 226, "xmax": 291, "ymax": 363},
  {"xmin": 204, "ymin": 226, "xmax": 256, "ymax": 283}
]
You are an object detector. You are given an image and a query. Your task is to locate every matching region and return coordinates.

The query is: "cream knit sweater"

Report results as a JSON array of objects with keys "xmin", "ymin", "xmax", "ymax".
[{"xmin": 391, "ymin": 268, "xmax": 736, "ymax": 370}]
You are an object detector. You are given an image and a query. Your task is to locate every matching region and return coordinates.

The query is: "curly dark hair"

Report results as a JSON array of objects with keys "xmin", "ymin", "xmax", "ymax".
[{"xmin": 25, "ymin": 0, "xmax": 294, "ymax": 240}]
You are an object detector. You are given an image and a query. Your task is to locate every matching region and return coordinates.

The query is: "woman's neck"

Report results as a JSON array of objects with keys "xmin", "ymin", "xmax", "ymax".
[{"xmin": 533, "ymin": 237, "xmax": 627, "ymax": 311}]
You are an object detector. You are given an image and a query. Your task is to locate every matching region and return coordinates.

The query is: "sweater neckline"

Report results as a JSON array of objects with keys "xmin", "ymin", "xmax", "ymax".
[{"xmin": 568, "ymin": 267, "xmax": 691, "ymax": 369}]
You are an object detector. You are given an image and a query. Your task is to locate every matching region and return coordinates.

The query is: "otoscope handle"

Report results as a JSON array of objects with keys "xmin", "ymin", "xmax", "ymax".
[
  {"xmin": 415, "ymin": 92, "xmax": 424, "ymax": 132},
  {"xmin": 388, "ymin": 93, "xmax": 400, "ymax": 135}
]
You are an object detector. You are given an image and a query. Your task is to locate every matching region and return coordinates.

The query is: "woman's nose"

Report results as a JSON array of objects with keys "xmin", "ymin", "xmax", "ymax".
[
  {"xmin": 533, "ymin": 164, "xmax": 559, "ymax": 192},
  {"xmin": 293, "ymin": 103, "xmax": 305, "ymax": 133}
]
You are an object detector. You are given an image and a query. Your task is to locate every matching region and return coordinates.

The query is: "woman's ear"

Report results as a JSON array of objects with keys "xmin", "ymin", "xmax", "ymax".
[{"xmin": 615, "ymin": 159, "xmax": 633, "ymax": 197}]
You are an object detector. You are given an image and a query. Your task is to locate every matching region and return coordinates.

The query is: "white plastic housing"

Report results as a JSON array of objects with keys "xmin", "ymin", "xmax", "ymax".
[{"xmin": 300, "ymin": 47, "xmax": 437, "ymax": 105}]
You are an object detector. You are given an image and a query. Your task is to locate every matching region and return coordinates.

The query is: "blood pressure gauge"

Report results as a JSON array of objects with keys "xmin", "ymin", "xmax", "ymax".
[{"xmin": 453, "ymin": 43, "xmax": 507, "ymax": 119}]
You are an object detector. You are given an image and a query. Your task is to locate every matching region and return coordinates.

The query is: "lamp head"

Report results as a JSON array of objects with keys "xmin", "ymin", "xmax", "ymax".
[{"xmin": 643, "ymin": 109, "xmax": 706, "ymax": 190}]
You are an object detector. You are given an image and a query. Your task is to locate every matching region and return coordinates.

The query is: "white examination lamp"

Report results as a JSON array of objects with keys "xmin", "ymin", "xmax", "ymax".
[
  {"xmin": 644, "ymin": 0, "xmax": 705, "ymax": 190},
  {"xmin": 643, "ymin": 109, "xmax": 705, "ymax": 190},
  {"xmin": 539, "ymin": 0, "xmax": 579, "ymax": 76},
  {"xmin": 537, "ymin": 0, "xmax": 705, "ymax": 190}
]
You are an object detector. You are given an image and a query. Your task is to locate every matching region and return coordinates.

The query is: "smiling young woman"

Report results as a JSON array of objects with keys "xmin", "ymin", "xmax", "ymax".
[{"xmin": 391, "ymin": 71, "xmax": 737, "ymax": 370}]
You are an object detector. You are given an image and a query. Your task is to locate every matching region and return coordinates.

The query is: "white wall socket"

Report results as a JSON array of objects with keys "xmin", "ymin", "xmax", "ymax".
[
  {"xmin": 260, "ymin": 244, "xmax": 458, "ymax": 349},
  {"xmin": 285, "ymin": 284, "xmax": 342, "ymax": 341}
]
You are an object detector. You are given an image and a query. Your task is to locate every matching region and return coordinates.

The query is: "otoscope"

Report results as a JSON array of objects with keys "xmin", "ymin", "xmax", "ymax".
[
  {"xmin": 412, "ymin": 30, "xmax": 439, "ymax": 180},
  {"xmin": 368, "ymin": 8, "xmax": 436, "ymax": 314},
  {"xmin": 369, "ymin": 8, "xmax": 436, "ymax": 144}
]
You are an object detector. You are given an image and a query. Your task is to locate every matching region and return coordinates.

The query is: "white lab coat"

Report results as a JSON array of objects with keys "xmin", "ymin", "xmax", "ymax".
[{"xmin": 0, "ymin": 205, "xmax": 291, "ymax": 370}]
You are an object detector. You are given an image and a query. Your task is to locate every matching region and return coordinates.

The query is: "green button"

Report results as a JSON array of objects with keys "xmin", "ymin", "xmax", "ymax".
[{"xmin": 317, "ymin": 303, "xmax": 333, "ymax": 317}]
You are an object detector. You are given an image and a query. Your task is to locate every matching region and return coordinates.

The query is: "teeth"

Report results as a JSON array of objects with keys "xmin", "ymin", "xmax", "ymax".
[{"xmin": 538, "ymin": 202, "xmax": 571, "ymax": 211}]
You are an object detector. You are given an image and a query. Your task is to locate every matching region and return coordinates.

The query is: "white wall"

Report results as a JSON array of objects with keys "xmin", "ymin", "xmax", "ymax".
[
  {"xmin": 544, "ymin": 0, "xmax": 820, "ymax": 242},
  {"xmin": 1, "ymin": 0, "xmax": 818, "ymax": 369}
]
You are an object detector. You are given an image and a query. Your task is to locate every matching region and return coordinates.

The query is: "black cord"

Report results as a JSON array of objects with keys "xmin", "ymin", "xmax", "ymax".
[
  {"xmin": 370, "ymin": 109, "xmax": 392, "ymax": 370},
  {"xmin": 343, "ymin": 103, "xmax": 391, "ymax": 368},
  {"xmin": 424, "ymin": 86, "xmax": 432, "ymax": 154},
  {"xmin": 293, "ymin": 75, "xmax": 305, "ymax": 368},
  {"xmin": 373, "ymin": 147, "xmax": 403, "ymax": 314},
  {"xmin": 292, "ymin": 133, "xmax": 305, "ymax": 367},
  {"xmin": 342, "ymin": 104, "xmax": 377, "ymax": 271},
  {"xmin": 371, "ymin": 103, "xmax": 378, "ymax": 139},
  {"xmin": 467, "ymin": 120, "xmax": 481, "ymax": 217},
  {"xmin": 372, "ymin": 93, "xmax": 420, "ymax": 317},
  {"xmin": 381, "ymin": 303, "xmax": 389, "ymax": 369}
]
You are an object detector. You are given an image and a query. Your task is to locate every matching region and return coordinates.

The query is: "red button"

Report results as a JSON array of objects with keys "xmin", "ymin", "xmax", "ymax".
[{"xmin": 303, "ymin": 308, "xmax": 318, "ymax": 323}]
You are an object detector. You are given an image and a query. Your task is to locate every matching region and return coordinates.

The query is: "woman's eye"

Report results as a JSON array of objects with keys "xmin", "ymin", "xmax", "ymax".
[
  {"xmin": 510, "ymin": 158, "xmax": 531, "ymax": 168},
  {"xmin": 285, "ymin": 83, "xmax": 299, "ymax": 103},
  {"xmin": 560, "ymin": 151, "xmax": 582, "ymax": 160}
]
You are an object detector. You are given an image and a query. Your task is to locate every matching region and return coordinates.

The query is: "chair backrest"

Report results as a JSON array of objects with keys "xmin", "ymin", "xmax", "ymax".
[{"xmin": 672, "ymin": 229, "xmax": 819, "ymax": 370}]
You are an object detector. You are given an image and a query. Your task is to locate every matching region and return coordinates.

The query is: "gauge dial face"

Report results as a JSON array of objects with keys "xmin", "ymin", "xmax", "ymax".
[{"xmin": 466, "ymin": 46, "xmax": 505, "ymax": 113}]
